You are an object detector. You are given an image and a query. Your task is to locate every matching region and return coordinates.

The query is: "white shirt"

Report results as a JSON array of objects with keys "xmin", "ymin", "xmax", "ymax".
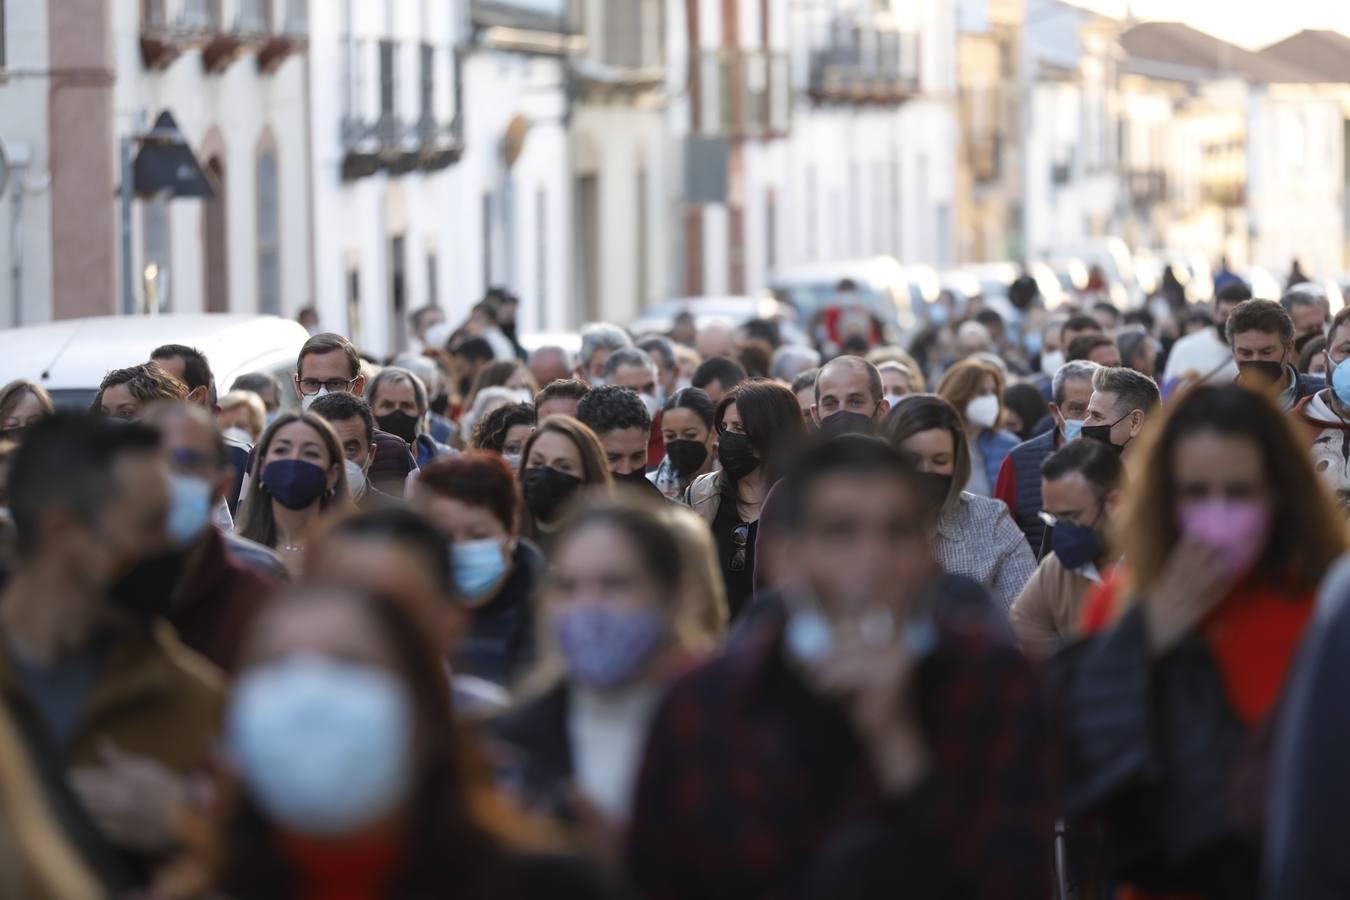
[
  {"xmin": 567, "ymin": 683, "xmax": 663, "ymax": 822},
  {"xmin": 1163, "ymin": 327, "xmax": 1237, "ymax": 385}
]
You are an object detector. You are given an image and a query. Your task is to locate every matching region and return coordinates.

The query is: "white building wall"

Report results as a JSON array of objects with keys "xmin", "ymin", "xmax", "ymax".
[
  {"xmin": 110, "ymin": 0, "xmax": 311, "ymax": 319},
  {"xmin": 0, "ymin": 0, "xmax": 55, "ymax": 327}
]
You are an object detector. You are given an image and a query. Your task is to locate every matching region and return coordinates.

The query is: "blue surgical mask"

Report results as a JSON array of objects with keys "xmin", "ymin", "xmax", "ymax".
[
  {"xmin": 167, "ymin": 473, "xmax": 213, "ymax": 547},
  {"xmin": 1062, "ymin": 418, "xmax": 1085, "ymax": 441},
  {"xmin": 451, "ymin": 539, "xmax": 508, "ymax": 601},
  {"xmin": 1329, "ymin": 354, "xmax": 1350, "ymax": 407},
  {"xmin": 554, "ymin": 607, "xmax": 668, "ymax": 690},
  {"xmin": 227, "ymin": 656, "xmax": 413, "ymax": 837},
  {"xmin": 928, "ymin": 304, "xmax": 950, "ymax": 325}
]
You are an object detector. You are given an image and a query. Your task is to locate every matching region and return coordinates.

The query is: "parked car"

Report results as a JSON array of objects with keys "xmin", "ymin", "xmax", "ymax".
[
  {"xmin": 770, "ymin": 257, "xmax": 919, "ymax": 340},
  {"xmin": 0, "ymin": 314, "xmax": 310, "ymax": 411},
  {"xmin": 629, "ymin": 295, "xmax": 802, "ymax": 342}
]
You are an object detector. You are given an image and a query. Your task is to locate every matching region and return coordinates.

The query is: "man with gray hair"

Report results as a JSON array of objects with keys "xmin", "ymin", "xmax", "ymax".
[
  {"xmin": 956, "ymin": 320, "xmax": 994, "ymax": 357},
  {"xmin": 604, "ymin": 346, "xmax": 664, "ymax": 467},
  {"xmin": 576, "ymin": 322, "xmax": 633, "ymax": 385},
  {"xmin": 1282, "ymin": 283, "xmax": 1330, "ymax": 341},
  {"xmin": 1082, "ymin": 366, "xmax": 1161, "ymax": 462},
  {"xmin": 994, "ymin": 360, "xmax": 1100, "ymax": 554},
  {"xmin": 530, "ymin": 345, "xmax": 574, "ymax": 388},
  {"xmin": 769, "ymin": 344, "xmax": 821, "ymax": 384}
]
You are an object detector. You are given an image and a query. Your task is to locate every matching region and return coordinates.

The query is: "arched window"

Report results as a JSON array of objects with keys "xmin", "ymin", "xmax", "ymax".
[{"xmin": 256, "ymin": 148, "xmax": 280, "ymax": 315}]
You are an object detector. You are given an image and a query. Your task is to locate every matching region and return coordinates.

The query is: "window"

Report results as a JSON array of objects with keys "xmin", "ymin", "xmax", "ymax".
[
  {"xmin": 142, "ymin": 200, "xmax": 172, "ymax": 313},
  {"xmin": 379, "ymin": 40, "xmax": 397, "ymax": 120},
  {"xmin": 420, "ymin": 43, "xmax": 435, "ymax": 124},
  {"xmin": 256, "ymin": 150, "xmax": 281, "ymax": 315}
]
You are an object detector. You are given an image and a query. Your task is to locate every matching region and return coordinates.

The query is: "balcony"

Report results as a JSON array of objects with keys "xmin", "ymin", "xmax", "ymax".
[
  {"xmin": 140, "ymin": 0, "xmax": 214, "ymax": 69},
  {"xmin": 807, "ymin": 20, "xmax": 919, "ymax": 105},
  {"xmin": 340, "ymin": 115, "xmax": 462, "ymax": 181},
  {"xmin": 258, "ymin": 0, "xmax": 309, "ymax": 72},
  {"xmin": 139, "ymin": 0, "xmax": 305, "ymax": 72}
]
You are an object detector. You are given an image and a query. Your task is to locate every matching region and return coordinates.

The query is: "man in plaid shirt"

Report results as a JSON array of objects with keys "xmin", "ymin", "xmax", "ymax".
[{"xmin": 626, "ymin": 436, "xmax": 1057, "ymax": 900}]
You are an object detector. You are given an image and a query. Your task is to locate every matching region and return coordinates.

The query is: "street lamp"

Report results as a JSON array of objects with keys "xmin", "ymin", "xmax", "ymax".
[{"xmin": 119, "ymin": 111, "xmax": 216, "ymax": 316}]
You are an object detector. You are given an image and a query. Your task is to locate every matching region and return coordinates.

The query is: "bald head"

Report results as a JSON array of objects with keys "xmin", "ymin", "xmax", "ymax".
[{"xmin": 812, "ymin": 355, "xmax": 886, "ymax": 425}]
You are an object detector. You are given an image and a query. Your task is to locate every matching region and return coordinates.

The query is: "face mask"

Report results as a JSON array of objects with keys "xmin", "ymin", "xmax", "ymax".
[
  {"xmin": 1329, "ymin": 354, "xmax": 1350, "ymax": 406},
  {"xmin": 1214, "ymin": 320, "xmax": 1228, "ymax": 342},
  {"xmin": 451, "ymin": 539, "xmax": 508, "ymax": 600},
  {"xmin": 300, "ymin": 387, "xmax": 329, "ymax": 412},
  {"xmin": 1051, "ymin": 518, "xmax": 1104, "ymax": 570},
  {"xmin": 0, "ymin": 425, "xmax": 28, "ymax": 445},
  {"xmin": 928, "ymin": 304, "xmax": 950, "ymax": 326},
  {"xmin": 1236, "ymin": 359, "xmax": 1286, "ymax": 390},
  {"xmin": 1179, "ymin": 498, "xmax": 1270, "ymax": 579},
  {"xmin": 655, "ymin": 384, "xmax": 667, "ymax": 406},
  {"xmin": 503, "ymin": 452, "xmax": 522, "ymax": 471},
  {"xmin": 222, "ymin": 426, "xmax": 254, "ymax": 448},
  {"xmin": 167, "ymin": 473, "xmax": 214, "ymax": 547},
  {"xmin": 1081, "ymin": 413, "xmax": 1131, "ymax": 455},
  {"xmin": 964, "ymin": 394, "xmax": 1000, "ymax": 430},
  {"xmin": 883, "ymin": 392, "xmax": 906, "ymax": 411},
  {"xmin": 1061, "ymin": 418, "xmax": 1085, "ymax": 442},
  {"xmin": 1024, "ymin": 331, "xmax": 1043, "ymax": 356},
  {"xmin": 665, "ymin": 439, "xmax": 709, "ymax": 479},
  {"xmin": 615, "ymin": 468, "xmax": 651, "ymax": 488},
  {"xmin": 716, "ymin": 431, "xmax": 760, "ymax": 480},
  {"xmin": 819, "ymin": 409, "xmax": 877, "ymax": 438},
  {"xmin": 675, "ymin": 377, "xmax": 692, "ymax": 393},
  {"xmin": 264, "ymin": 410, "xmax": 281, "ymax": 428},
  {"xmin": 376, "ymin": 410, "xmax": 420, "ymax": 445},
  {"xmin": 522, "ymin": 466, "xmax": 583, "ymax": 523},
  {"xmin": 424, "ymin": 321, "xmax": 453, "ymax": 350},
  {"xmin": 590, "ymin": 377, "xmax": 606, "ymax": 389},
  {"xmin": 915, "ymin": 471, "xmax": 953, "ymax": 514},
  {"xmin": 227, "ymin": 656, "xmax": 413, "ymax": 838},
  {"xmin": 785, "ymin": 602, "xmax": 938, "ymax": 665},
  {"xmin": 554, "ymin": 607, "xmax": 667, "ymax": 690},
  {"xmin": 344, "ymin": 459, "xmax": 368, "ymax": 500},
  {"xmin": 1040, "ymin": 350, "xmax": 1066, "ymax": 377},
  {"xmin": 639, "ymin": 393, "xmax": 661, "ymax": 420},
  {"xmin": 261, "ymin": 459, "xmax": 331, "ymax": 511},
  {"xmin": 430, "ymin": 393, "xmax": 451, "ymax": 417},
  {"xmin": 107, "ymin": 548, "xmax": 189, "ymax": 624}
]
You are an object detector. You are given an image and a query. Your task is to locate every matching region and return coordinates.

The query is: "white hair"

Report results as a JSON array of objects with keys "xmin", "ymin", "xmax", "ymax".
[
  {"xmin": 461, "ymin": 385, "xmax": 529, "ymax": 439},
  {"xmin": 769, "ymin": 345, "xmax": 821, "ymax": 382}
]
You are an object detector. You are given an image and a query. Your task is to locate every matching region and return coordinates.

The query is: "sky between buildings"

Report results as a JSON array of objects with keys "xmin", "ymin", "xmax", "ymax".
[{"xmin": 1070, "ymin": 0, "xmax": 1350, "ymax": 49}]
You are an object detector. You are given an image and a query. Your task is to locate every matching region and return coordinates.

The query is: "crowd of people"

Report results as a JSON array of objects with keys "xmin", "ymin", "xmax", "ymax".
[{"xmin": 2, "ymin": 274, "xmax": 1350, "ymax": 899}]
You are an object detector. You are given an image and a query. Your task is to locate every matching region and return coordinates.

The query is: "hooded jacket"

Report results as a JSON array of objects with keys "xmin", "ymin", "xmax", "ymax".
[{"xmin": 1294, "ymin": 391, "xmax": 1350, "ymax": 506}]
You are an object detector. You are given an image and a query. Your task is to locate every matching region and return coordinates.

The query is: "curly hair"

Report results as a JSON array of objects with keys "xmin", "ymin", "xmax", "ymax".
[
  {"xmin": 471, "ymin": 402, "xmax": 536, "ymax": 454},
  {"xmin": 575, "ymin": 385, "xmax": 651, "ymax": 436},
  {"xmin": 93, "ymin": 362, "xmax": 188, "ymax": 414}
]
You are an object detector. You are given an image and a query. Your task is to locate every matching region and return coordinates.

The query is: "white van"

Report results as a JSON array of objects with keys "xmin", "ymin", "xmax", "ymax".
[{"xmin": 0, "ymin": 314, "xmax": 311, "ymax": 410}]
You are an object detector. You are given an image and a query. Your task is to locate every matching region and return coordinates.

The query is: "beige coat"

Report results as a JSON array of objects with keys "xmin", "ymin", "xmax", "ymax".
[{"xmin": 1010, "ymin": 553, "xmax": 1098, "ymax": 660}]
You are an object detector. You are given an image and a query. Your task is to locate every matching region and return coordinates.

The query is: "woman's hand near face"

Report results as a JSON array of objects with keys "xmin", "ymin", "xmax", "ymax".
[{"xmin": 1143, "ymin": 537, "xmax": 1236, "ymax": 656}]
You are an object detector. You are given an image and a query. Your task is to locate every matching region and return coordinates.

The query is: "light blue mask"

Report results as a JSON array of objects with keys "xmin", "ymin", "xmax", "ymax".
[
  {"xmin": 1330, "ymin": 355, "xmax": 1350, "ymax": 407},
  {"xmin": 451, "ymin": 539, "xmax": 508, "ymax": 600},
  {"xmin": 227, "ymin": 656, "xmax": 413, "ymax": 837},
  {"xmin": 1062, "ymin": 418, "xmax": 1085, "ymax": 442},
  {"xmin": 167, "ymin": 474, "xmax": 213, "ymax": 547}
]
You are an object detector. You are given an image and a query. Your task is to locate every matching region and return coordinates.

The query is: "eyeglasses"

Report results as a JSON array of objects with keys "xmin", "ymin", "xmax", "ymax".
[
  {"xmin": 296, "ymin": 377, "xmax": 359, "ymax": 396},
  {"xmin": 730, "ymin": 523, "xmax": 749, "ymax": 572}
]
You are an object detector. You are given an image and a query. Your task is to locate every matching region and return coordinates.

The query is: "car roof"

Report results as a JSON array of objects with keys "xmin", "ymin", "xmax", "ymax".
[
  {"xmin": 0, "ymin": 314, "xmax": 311, "ymax": 393},
  {"xmin": 769, "ymin": 256, "xmax": 909, "ymax": 288}
]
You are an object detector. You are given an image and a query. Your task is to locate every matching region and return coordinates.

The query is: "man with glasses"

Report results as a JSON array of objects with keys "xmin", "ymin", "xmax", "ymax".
[
  {"xmin": 292, "ymin": 333, "xmax": 415, "ymax": 495},
  {"xmin": 629, "ymin": 436, "xmax": 1054, "ymax": 900},
  {"xmin": 1011, "ymin": 439, "xmax": 1124, "ymax": 659},
  {"xmin": 1295, "ymin": 306, "xmax": 1350, "ymax": 510}
]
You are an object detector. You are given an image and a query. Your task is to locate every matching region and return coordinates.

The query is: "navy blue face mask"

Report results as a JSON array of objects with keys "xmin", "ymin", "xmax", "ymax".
[
  {"xmin": 261, "ymin": 459, "xmax": 331, "ymax": 511},
  {"xmin": 1051, "ymin": 516, "xmax": 1105, "ymax": 571}
]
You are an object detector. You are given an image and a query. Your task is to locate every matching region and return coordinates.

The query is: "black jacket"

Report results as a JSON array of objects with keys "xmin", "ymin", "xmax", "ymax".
[{"xmin": 458, "ymin": 540, "xmax": 545, "ymax": 687}]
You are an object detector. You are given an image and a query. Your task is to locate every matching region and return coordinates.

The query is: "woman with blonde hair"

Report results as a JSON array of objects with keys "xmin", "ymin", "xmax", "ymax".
[
  {"xmin": 1059, "ymin": 384, "xmax": 1346, "ymax": 899},
  {"xmin": 936, "ymin": 358, "xmax": 1018, "ymax": 496}
]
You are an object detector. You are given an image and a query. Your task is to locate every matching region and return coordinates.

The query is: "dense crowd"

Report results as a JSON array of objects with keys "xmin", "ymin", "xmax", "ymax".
[{"xmin": 2, "ymin": 274, "xmax": 1350, "ymax": 899}]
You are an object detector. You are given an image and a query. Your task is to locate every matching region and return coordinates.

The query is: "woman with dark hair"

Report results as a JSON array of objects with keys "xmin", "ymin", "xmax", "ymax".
[
  {"xmin": 1001, "ymin": 382, "xmax": 1050, "ymax": 441},
  {"xmin": 518, "ymin": 417, "xmax": 612, "ymax": 557},
  {"xmin": 1297, "ymin": 333, "xmax": 1328, "ymax": 376},
  {"xmin": 188, "ymin": 585, "xmax": 619, "ymax": 900},
  {"xmin": 683, "ymin": 379, "xmax": 806, "ymax": 617},
  {"xmin": 472, "ymin": 402, "xmax": 536, "ymax": 467},
  {"xmin": 649, "ymin": 388, "xmax": 717, "ymax": 500},
  {"xmin": 1059, "ymin": 384, "xmax": 1345, "ymax": 900},
  {"xmin": 93, "ymin": 362, "xmax": 188, "ymax": 421},
  {"xmin": 0, "ymin": 379, "xmax": 54, "ymax": 439},
  {"xmin": 495, "ymin": 494, "xmax": 712, "ymax": 828},
  {"xmin": 883, "ymin": 394, "xmax": 1034, "ymax": 609},
  {"xmin": 411, "ymin": 452, "xmax": 546, "ymax": 688},
  {"xmin": 465, "ymin": 360, "xmax": 536, "ymax": 414},
  {"xmin": 237, "ymin": 412, "xmax": 351, "ymax": 578}
]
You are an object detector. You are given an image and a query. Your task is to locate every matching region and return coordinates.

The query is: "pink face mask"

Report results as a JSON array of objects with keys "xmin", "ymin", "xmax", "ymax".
[{"xmin": 1178, "ymin": 499, "xmax": 1271, "ymax": 579}]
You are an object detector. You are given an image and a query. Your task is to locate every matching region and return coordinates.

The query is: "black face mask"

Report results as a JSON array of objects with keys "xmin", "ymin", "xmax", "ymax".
[
  {"xmin": 430, "ymin": 393, "xmax": 451, "ymax": 417},
  {"xmin": 1214, "ymin": 321, "xmax": 1228, "ymax": 342},
  {"xmin": 915, "ymin": 471, "xmax": 953, "ymax": 516},
  {"xmin": 376, "ymin": 410, "xmax": 420, "ymax": 445},
  {"xmin": 818, "ymin": 409, "xmax": 877, "ymax": 438},
  {"xmin": 1080, "ymin": 422, "xmax": 1126, "ymax": 455},
  {"xmin": 716, "ymin": 431, "xmax": 760, "ymax": 481},
  {"xmin": 107, "ymin": 548, "xmax": 190, "ymax": 626},
  {"xmin": 522, "ymin": 466, "xmax": 583, "ymax": 523},
  {"xmin": 615, "ymin": 468, "xmax": 651, "ymax": 488},
  {"xmin": 1236, "ymin": 359, "xmax": 1286, "ymax": 390},
  {"xmin": 0, "ymin": 426, "xmax": 28, "ymax": 445},
  {"xmin": 665, "ymin": 440, "xmax": 709, "ymax": 479}
]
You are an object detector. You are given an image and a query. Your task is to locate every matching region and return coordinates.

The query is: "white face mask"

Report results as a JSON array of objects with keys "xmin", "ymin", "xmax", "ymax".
[
  {"xmin": 423, "ymin": 321, "xmax": 452, "ymax": 350},
  {"xmin": 300, "ymin": 387, "xmax": 329, "ymax": 412},
  {"xmin": 964, "ymin": 394, "xmax": 1001, "ymax": 430},
  {"xmin": 883, "ymin": 393, "xmax": 906, "ymax": 411},
  {"xmin": 1040, "ymin": 350, "xmax": 1066, "ymax": 378},
  {"xmin": 640, "ymin": 392, "xmax": 661, "ymax": 420},
  {"xmin": 222, "ymin": 426, "xmax": 254, "ymax": 448},
  {"xmin": 675, "ymin": 378, "xmax": 692, "ymax": 392},
  {"xmin": 344, "ymin": 459, "xmax": 368, "ymax": 500}
]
